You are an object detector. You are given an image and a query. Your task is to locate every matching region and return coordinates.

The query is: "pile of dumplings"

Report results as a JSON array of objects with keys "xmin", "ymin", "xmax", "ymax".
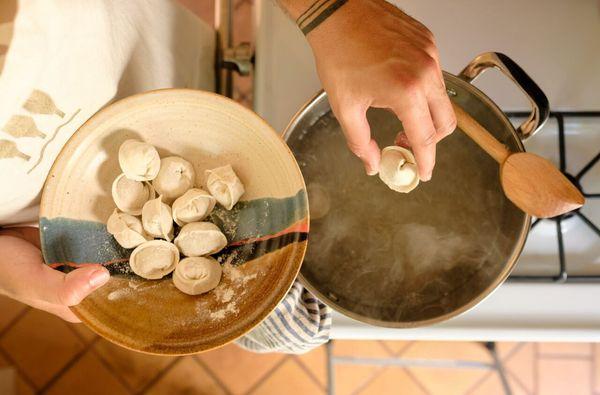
[{"xmin": 106, "ymin": 140, "xmax": 245, "ymax": 296}]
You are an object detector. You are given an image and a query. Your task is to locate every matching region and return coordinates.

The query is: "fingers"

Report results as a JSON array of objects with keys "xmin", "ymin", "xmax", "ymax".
[
  {"xmin": 336, "ymin": 104, "xmax": 381, "ymax": 175},
  {"xmin": 39, "ymin": 265, "xmax": 110, "ymax": 307},
  {"xmin": 393, "ymin": 94, "xmax": 437, "ymax": 181},
  {"xmin": 427, "ymin": 82, "xmax": 457, "ymax": 140},
  {"xmin": 0, "ymin": 235, "xmax": 110, "ymax": 323}
]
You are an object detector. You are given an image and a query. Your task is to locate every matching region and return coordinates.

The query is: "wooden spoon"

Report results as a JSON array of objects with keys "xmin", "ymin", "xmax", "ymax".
[{"xmin": 452, "ymin": 102, "xmax": 585, "ymax": 218}]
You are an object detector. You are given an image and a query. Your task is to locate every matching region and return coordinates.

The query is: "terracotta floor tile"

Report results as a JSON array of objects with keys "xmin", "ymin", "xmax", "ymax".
[
  {"xmin": 45, "ymin": 351, "xmax": 129, "ymax": 395},
  {"xmin": 380, "ymin": 341, "xmax": 412, "ymax": 356},
  {"xmin": 197, "ymin": 343, "xmax": 284, "ymax": 395},
  {"xmin": 466, "ymin": 372, "xmax": 504, "ymax": 395},
  {"xmin": 594, "ymin": 344, "xmax": 600, "ymax": 393},
  {"xmin": 333, "ymin": 340, "xmax": 391, "ymax": 358},
  {"xmin": 538, "ymin": 358, "xmax": 591, "ymax": 395},
  {"xmin": 357, "ymin": 367, "xmax": 427, "ymax": 395},
  {"xmin": 496, "ymin": 342, "xmax": 520, "ymax": 360},
  {"xmin": 406, "ymin": 367, "xmax": 489, "ymax": 395},
  {"xmin": 402, "ymin": 341, "xmax": 492, "ymax": 362},
  {"xmin": 0, "ymin": 309, "xmax": 84, "ymax": 388},
  {"xmin": 0, "ymin": 295, "xmax": 27, "ymax": 333},
  {"xmin": 538, "ymin": 342, "xmax": 592, "ymax": 357},
  {"xmin": 0, "ymin": 352, "xmax": 34, "ymax": 395},
  {"xmin": 295, "ymin": 344, "xmax": 327, "ymax": 387},
  {"xmin": 147, "ymin": 356, "xmax": 227, "ymax": 395},
  {"xmin": 506, "ymin": 375, "xmax": 530, "ymax": 395},
  {"xmin": 93, "ymin": 338, "xmax": 176, "ymax": 392},
  {"xmin": 68, "ymin": 323, "xmax": 97, "ymax": 344},
  {"xmin": 334, "ymin": 364, "xmax": 383, "ymax": 395},
  {"xmin": 504, "ymin": 343, "xmax": 535, "ymax": 393},
  {"xmin": 249, "ymin": 358, "xmax": 324, "ymax": 395}
]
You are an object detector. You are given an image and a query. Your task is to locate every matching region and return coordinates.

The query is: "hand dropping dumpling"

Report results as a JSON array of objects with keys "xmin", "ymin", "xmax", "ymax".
[
  {"xmin": 173, "ymin": 257, "xmax": 222, "ymax": 295},
  {"xmin": 129, "ymin": 240, "xmax": 179, "ymax": 279},
  {"xmin": 118, "ymin": 139, "xmax": 160, "ymax": 181},
  {"xmin": 141, "ymin": 196, "xmax": 174, "ymax": 241},
  {"xmin": 378, "ymin": 146, "xmax": 420, "ymax": 193},
  {"xmin": 111, "ymin": 173, "xmax": 155, "ymax": 215},
  {"xmin": 172, "ymin": 188, "xmax": 216, "ymax": 226},
  {"xmin": 205, "ymin": 164, "xmax": 244, "ymax": 210},
  {"xmin": 106, "ymin": 209, "xmax": 151, "ymax": 248},
  {"xmin": 174, "ymin": 222, "xmax": 227, "ymax": 257},
  {"xmin": 152, "ymin": 156, "xmax": 195, "ymax": 203}
]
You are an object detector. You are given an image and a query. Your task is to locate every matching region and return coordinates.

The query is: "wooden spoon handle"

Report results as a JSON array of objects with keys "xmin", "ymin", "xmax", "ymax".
[{"xmin": 452, "ymin": 101, "xmax": 511, "ymax": 164}]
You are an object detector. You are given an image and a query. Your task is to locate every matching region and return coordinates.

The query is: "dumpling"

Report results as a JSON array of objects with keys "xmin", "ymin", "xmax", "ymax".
[
  {"xmin": 111, "ymin": 173, "xmax": 155, "ymax": 215},
  {"xmin": 106, "ymin": 209, "xmax": 151, "ymax": 249},
  {"xmin": 172, "ymin": 256, "xmax": 222, "ymax": 295},
  {"xmin": 118, "ymin": 139, "xmax": 161, "ymax": 181},
  {"xmin": 152, "ymin": 156, "xmax": 195, "ymax": 203},
  {"xmin": 378, "ymin": 146, "xmax": 420, "ymax": 193},
  {"xmin": 174, "ymin": 222, "xmax": 227, "ymax": 257},
  {"xmin": 205, "ymin": 164, "xmax": 245, "ymax": 210},
  {"xmin": 171, "ymin": 188, "xmax": 216, "ymax": 226},
  {"xmin": 129, "ymin": 240, "xmax": 179, "ymax": 279},
  {"xmin": 141, "ymin": 196, "xmax": 174, "ymax": 241}
]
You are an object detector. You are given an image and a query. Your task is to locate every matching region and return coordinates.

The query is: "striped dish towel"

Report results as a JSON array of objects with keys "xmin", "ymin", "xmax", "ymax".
[{"xmin": 236, "ymin": 281, "xmax": 332, "ymax": 354}]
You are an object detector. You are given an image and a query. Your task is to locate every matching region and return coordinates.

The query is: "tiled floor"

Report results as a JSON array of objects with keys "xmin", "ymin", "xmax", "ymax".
[
  {"xmin": 1, "ymin": 1, "xmax": 598, "ymax": 394},
  {"xmin": 1, "ymin": 295, "xmax": 599, "ymax": 395}
]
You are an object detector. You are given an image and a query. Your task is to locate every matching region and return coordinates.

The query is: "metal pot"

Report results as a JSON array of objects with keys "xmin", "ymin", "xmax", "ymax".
[{"xmin": 283, "ymin": 52, "xmax": 550, "ymax": 327}]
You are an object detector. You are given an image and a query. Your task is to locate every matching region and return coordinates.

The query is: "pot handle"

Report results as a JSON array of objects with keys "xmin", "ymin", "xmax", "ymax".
[{"xmin": 457, "ymin": 52, "xmax": 550, "ymax": 140}]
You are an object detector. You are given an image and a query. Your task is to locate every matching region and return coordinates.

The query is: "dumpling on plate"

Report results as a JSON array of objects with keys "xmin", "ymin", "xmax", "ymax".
[
  {"xmin": 152, "ymin": 156, "xmax": 195, "ymax": 203},
  {"xmin": 205, "ymin": 164, "xmax": 244, "ymax": 210},
  {"xmin": 173, "ymin": 256, "xmax": 222, "ymax": 295},
  {"xmin": 118, "ymin": 139, "xmax": 160, "ymax": 181},
  {"xmin": 129, "ymin": 240, "xmax": 179, "ymax": 279},
  {"xmin": 174, "ymin": 222, "xmax": 227, "ymax": 257}
]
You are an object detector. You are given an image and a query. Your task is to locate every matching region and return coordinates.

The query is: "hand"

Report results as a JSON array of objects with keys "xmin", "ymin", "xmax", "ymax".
[
  {"xmin": 306, "ymin": 0, "xmax": 456, "ymax": 179},
  {"xmin": 0, "ymin": 227, "xmax": 110, "ymax": 322}
]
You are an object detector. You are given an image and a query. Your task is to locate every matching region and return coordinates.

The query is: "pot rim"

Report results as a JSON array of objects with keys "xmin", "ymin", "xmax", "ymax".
[{"xmin": 284, "ymin": 71, "xmax": 532, "ymax": 328}]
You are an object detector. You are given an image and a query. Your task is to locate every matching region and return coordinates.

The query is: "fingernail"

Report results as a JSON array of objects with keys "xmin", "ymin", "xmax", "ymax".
[
  {"xmin": 89, "ymin": 269, "xmax": 110, "ymax": 288},
  {"xmin": 366, "ymin": 168, "xmax": 378, "ymax": 176},
  {"xmin": 421, "ymin": 172, "xmax": 432, "ymax": 182}
]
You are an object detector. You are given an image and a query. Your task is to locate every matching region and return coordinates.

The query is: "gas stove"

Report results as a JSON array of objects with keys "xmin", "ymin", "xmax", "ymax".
[{"xmin": 510, "ymin": 112, "xmax": 600, "ymax": 282}]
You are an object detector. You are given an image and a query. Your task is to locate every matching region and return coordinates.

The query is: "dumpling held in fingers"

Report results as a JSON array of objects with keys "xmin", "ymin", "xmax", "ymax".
[
  {"xmin": 118, "ymin": 139, "xmax": 161, "ymax": 181},
  {"xmin": 378, "ymin": 146, "xmax": 420, "ymax": 193},
  {"xmin": 106, "ymin": 209, "xmax": 151, "ymax": 249},
  {"xmin": 141, "ymin": 196, "xmax": 174, "ymax": 241},
  {"xmin": 205, "ymin": 164, "xmax": 245, "ymax": 210},
  {"xmin": 174, "ymin": 222, "xmax": 227, "ymax": 257},
  {"xmin": 152, "ymin": 156, "xmax": 195, "ymax": 203},
  {"xmin": 173, "ymin": 256, "xmax": 222, "ymax": 295},
  {"xmin": 171, "ymin": 188, "xmax": 216, "ymax": 226},
  {"xmin": 129, "ymin": 240, "xmax": 179, "ymax": 280},
  {"xmin": 111, "ymin": 173, "xmax": 155, "ymax": 215}
]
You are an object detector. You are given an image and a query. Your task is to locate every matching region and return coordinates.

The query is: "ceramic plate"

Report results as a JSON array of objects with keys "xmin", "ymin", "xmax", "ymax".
[{"xmin": 40, "ymin": 89, "xmax": 308, "ymax": 354}]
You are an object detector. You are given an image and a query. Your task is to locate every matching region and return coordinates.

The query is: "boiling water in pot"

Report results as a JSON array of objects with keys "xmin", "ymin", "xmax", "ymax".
[{"xmin": 288, "ymin": 108, "xmax": 524, "ymax": 323}]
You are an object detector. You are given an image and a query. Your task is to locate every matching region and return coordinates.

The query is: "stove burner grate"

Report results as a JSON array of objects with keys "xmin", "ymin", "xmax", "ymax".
[{"xmin": 506, "ymin": 111, "xmax": 600, "ymax": 283}]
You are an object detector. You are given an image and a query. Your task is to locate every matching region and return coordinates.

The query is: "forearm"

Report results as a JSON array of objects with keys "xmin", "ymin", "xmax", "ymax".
[
  {"xmin": 277, "ymin": 0, "xmax": 349, "ymax": 36},
  {"xmin": 276, "ymin": 0, "xmax": 316, "ymax": 19}
]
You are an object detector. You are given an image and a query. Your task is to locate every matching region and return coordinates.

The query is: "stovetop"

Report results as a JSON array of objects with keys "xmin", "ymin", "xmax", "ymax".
[{"xmin": 509, "ymin": 112, "xmax": 600, "ymax": 282}]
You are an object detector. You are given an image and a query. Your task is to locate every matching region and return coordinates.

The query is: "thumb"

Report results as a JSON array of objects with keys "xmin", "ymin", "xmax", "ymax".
[
  {"xmin": 336, "ymin": 105, "xmax": 381, "ymax": 175},
  {"xmin": 39, "ymin": 265, "xmax": 110, "ymax": 307}
]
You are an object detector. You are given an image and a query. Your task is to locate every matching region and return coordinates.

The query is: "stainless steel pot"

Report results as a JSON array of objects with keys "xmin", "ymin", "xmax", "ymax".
[{"xmin": 283, "ymin": 52, "xmax": 550, "ymax": 327}]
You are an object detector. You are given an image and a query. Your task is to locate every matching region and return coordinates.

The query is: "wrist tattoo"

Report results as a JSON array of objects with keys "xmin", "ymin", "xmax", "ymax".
[{"xmin": 296, "ymin": 0, "xmax": 348, "ymax": 36}]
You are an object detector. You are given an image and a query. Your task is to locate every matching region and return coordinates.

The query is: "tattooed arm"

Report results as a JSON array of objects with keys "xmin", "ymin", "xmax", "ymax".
[{"xmin": 277, "ymin": 0, "xmax": 456, "ymax": 180}]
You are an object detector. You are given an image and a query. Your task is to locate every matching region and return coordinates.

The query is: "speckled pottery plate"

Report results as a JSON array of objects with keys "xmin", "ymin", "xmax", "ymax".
[{"xmin": 40, "ymin": 89, "xmax": 308, "ymax": 355}]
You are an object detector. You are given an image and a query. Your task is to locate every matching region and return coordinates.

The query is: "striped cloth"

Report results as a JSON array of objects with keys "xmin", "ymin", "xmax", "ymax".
[{"xmin": 236, "ymin": 281, "xmax": 332, "ymax": 354}]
